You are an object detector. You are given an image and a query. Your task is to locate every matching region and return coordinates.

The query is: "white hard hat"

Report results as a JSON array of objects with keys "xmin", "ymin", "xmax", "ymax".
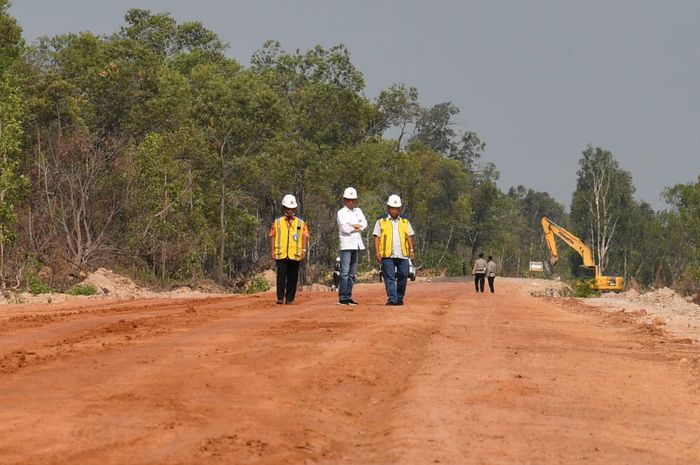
[
  {"xmin": 281, "ymin": 194, "xmax": 297, "ymax": 208},
  {"xmin": 387, "ymin": 194, "xmax": 402, "ymax": 207},
  {"xmin": 343, "ymin": 187, "xmax": 358, "ymax": 199}
]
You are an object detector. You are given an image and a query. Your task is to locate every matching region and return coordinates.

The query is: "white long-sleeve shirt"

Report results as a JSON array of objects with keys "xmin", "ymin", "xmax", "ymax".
[{"xmin": 337, "ymin": 206, "xmax": 368, "ymax": 250}]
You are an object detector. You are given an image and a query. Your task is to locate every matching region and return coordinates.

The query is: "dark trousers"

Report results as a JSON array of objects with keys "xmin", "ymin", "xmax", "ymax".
[
  {"xmin": 276, "ymin": 259, "xmax": 300, "ymax": 302},
  {"xmin": 487, "ymin": 276, "xmax": 495, "ymax": 293},
  {"xmin": 474, "ymin": 273, "xmax": 485, "ymax": 292}
]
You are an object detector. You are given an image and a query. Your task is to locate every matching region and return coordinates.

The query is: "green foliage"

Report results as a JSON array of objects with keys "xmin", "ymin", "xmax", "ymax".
[
  {"xmin": 662, "ymin": 175, "xmax": 700, "ymax": 293},
  {"xmin": 0, "ymin": 4, "xmax": 28, "ymax": 285},
  {"xmin": 0, "ymin": 6, "xmax": 693, "ymax": 298},
  {"xmin": 245, "ymin": 275, "xmax": 271, "ymax": 294},
  {"xmin": 27, "ymin": 272, "xmax": 54, "ymax": 295},
  {"xmin": 0, "ymin": 0, "xmax": 23, "ymax": 71},
  {"xmin": 574, "ymin": 280, "xmax": 598, "ymax": 298},
  {"xmin": 66, "ymin": 283, "xmax": 98, "ymax": 296},
  {"xmin": 571, "ymin": 145, "xmax": 634, "ymax": 277},
  {"xmin": 0, "ymin": 76, "xmax": 28, "ymax": 236}
]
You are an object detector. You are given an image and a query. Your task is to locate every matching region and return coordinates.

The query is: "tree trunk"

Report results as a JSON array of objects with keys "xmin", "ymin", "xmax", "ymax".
[
  {"xmin": 218, "ymin": 175, "xmax": 226, "ymax": 282},
  {"xmin": 161, "ymin": 239, "xmax": 167, "ymax": 281},
  {"xmin": 0, "ymin": 234, "xmax": 5, "ymax": 289}
]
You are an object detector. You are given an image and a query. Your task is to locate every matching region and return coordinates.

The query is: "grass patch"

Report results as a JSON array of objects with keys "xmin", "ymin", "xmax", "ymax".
[{"xmin": 66, "ymin": 283, "xmax": 98, "ymax": 296}]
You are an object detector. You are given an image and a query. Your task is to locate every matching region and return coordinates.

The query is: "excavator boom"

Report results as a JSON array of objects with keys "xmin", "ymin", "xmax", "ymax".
[
  {"xmin": 541, "ymin": 217, "xmax": 595, "ymax": 267},
  {"xmin": 540, "ymin": 217, "xmax": 624, "ymax": 292}
]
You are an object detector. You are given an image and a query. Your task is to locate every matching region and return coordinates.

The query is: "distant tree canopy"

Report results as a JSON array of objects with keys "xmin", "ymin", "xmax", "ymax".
[{"xmin": 0, "ymin": 7, "xmax": 697, "ymax": 295}]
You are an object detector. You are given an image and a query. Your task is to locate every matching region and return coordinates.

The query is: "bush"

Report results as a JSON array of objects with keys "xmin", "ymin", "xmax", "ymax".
[
  {"xmin": 27, "ymin": 272, "xmax": 54, "ymax": 295},
  {"xmin": 66, "ymin": 283, "xmax": 98, "ymax": 296},
  {"xmin": 245, "ymin": 275, "xmax": 271, "ymax": 294},
  {"xmin": 574, "ymin": 280, "xmax": 599, "ymax": 298}
]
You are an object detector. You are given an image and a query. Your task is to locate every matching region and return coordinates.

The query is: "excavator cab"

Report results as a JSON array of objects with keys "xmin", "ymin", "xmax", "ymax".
[{"xmin": 575, "ymin": 266, "xmax": 597, "ymax": 281}]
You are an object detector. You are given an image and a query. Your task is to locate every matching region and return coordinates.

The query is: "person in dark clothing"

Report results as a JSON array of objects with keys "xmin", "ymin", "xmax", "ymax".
[
  {"xmin": 472, "ymin": 252, "xmax": 487, "ymax": 293},
  {"xmin": 269, "ymin": 194, "xmax": 309, "ymax": 305}
]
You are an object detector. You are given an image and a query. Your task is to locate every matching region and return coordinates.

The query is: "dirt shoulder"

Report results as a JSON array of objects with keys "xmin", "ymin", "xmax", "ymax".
[{"xmin": 1, "ymin": 279, "xmax": 699, "ymax": 464}]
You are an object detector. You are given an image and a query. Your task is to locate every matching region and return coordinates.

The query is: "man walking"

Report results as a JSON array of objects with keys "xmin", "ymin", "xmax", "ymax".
[
  {"xmin": 373, "ymin": 195, "xmax": 415, "ymax": 306},
  {"xmin": 487, "ymin": 255, "xmax": 497, "ymax": 293},
  {"xmin": 472, "ymin": 252, "xmax": 487, "ymax": 293},
  {"xmin": 269, "ymin": 194, "xmax": 309, "ymax": 305},
  {"xmin": 337, "ymin": 187, "xmax": 367, "ymax": 305}
]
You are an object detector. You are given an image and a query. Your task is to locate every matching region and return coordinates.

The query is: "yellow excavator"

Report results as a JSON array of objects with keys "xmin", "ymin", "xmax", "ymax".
[{"xmin": 541, "ymin": 217, "xmax": 624, "ymax": 292}]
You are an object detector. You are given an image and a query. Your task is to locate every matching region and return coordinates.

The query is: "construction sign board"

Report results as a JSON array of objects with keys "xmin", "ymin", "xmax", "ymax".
[{"xmin": 529, "ymin": 261, "xmax": 544, "ymax": 272}]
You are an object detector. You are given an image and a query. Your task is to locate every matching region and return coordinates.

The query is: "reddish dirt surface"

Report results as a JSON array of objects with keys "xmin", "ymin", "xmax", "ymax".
[{"xmin": 1, "ymin": 279, "xmax": 700, "ymax": 464}]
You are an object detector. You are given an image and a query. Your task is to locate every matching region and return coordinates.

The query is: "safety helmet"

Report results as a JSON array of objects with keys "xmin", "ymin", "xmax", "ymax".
[
  {"xmin": 343, "ymin": 187, "xmax": 358, "ymax": 199},
  {"xmin": 387, "ymin": 194, "xmax": 402, "ymax": 207},
  {"xmin": 281, "ymin": 194, "xmax": 297, "ymax": 209}
]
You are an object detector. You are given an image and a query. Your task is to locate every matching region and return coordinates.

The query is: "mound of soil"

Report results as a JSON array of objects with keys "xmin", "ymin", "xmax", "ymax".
[
  {"xmin": 582, "ymin": 286, "xmax": 700, "ymax": 342},
  {"xmin": 83, "ymin": 268, "xmax": 147, "ymax": 298}
]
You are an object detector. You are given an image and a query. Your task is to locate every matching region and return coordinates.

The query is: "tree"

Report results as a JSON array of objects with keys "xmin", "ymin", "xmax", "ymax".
[
  {"xmin": 0, "ymin": 0, "xmax": 28, "ymax": 287},
  {"xmin": 662, "ymin": 175, "xmax": 700, "ymax": 292},
  {"xmin": 508, "ymin": 186, "xmax": 566, "ymax": 275},
  {"xmin": 376, "ymin": 83, "xmax": 420, "ymax": 150},
  {"xmin": 190, "ymin": 63, "xmax": 283, "ymax": 280},
  {"xmin": 450, "ymin": 130, "xmax": 486, "ymax": 174},
  {"xmin": 36, "ymin": 130, "xmax": 123, "ymax": 271},
  {"xmin": 571, "ymin": 145, "xmax": 634, "ymax": 275},
  {"xmin": 410, "ymin": 102, "xmax": 459, "ymax": 156},
  {"xmin": 125, "ymin": 129, "xmax": 211, "ymax": 280},
  {"xmin": 618, "ymin": 201, "xmax": 662, "ymax": 287},
  {"xmin": 0, "ymin": 0, "xmax": 22, "ymax": 70},
  {"xmin": 408, "ymin": 101, "xmax": 486, "ymax": 173}
]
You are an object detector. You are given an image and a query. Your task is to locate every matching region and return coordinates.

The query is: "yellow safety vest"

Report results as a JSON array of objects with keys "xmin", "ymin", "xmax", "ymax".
[
  {"xmin": 378, "ymin": 217, "xmax": 410, "ymax": 258},
  {"xmin": 273, "ymin": 216, "xmax": 306, "ymax": 261}
]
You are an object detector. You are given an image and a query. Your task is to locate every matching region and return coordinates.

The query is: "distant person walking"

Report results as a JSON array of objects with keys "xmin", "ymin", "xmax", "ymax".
[
  {"xmin": 486, "ymin": 255, "xmax": 497, "ymax": 293},
  {"xmin": 269, "ymin": 194, "xmax": 309, "ymax": 305},
  {"xmin": 472, "ymin": 252, "xmax": 487, "ymax": 293},
  {"xmin": 337, "ymin": 187, "xmax": 368, "ymax": 305},
  {"xmin": 373, "ymin": 195, "xmax": 415, "ymax": 306}
]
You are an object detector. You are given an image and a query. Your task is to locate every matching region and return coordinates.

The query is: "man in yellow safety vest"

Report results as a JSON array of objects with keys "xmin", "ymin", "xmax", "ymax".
[
  {"xmin": 269, "ymin": 194, "xmax": 309, "ymax": 305},
  {"xmin": 372, "ymin": 195, "xmax": 415, "ymax": 306}
]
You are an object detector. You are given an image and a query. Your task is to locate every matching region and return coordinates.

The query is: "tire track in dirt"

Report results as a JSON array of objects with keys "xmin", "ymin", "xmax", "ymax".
[
  {"xmin": 0, "ymin": 284, "xmax": 453, "ymax": 464},
  {"xmin": 0, "ymin": 296, "xmax": 270, "ymax": 374}
]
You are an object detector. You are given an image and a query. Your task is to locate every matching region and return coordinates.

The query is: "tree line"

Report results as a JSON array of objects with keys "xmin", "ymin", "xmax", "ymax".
[{"xmin": 1, "ymin": 4, "xmax": 698, "ymax": 295}]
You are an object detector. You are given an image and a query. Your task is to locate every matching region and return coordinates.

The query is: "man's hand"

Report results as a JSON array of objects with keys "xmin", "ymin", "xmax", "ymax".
[{"xmin": 375, "ymin": 254, "xmax": 381, "ymax": 263}]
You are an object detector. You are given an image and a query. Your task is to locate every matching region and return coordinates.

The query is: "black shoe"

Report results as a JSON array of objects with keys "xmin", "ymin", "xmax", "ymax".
[
  {"xmin": 338, "ymin": 300, "xmax": 349, "ymax": 305},
  {"xmin": 397, "ymin": 300, "xmax": 404, "ymax": 306},
  {"xmin": 276, "ymin": 299, "xmax": 284, "ymax": 305},
  {"xmin": 285, "ymin": 300, "xmax": 294, "ymax": 305},
  {"xmin": 347, "ymin": 299, "xmax": 359, "ymax": 306},
  {"xmin": 386, "ymin": 301, "xmax": 398, "ymax": 306}
]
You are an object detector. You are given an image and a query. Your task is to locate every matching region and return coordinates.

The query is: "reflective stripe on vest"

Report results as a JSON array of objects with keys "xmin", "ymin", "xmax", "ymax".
[
  {"xmin": 273, "ymin": 216, "xmax": 304, "ymax": 260},
  {"xmin": 378, "ymin": 217, "xmax": 409, "ymax": 258}
]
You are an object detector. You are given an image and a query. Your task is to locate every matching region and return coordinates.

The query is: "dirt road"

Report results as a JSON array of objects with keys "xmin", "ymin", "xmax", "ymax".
[{"xmin": 1, "ymin": 280, "xmax": 699, "ymax": 464}]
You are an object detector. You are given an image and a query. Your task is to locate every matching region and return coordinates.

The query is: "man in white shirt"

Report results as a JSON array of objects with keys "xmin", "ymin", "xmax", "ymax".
[{"xmin": 337, "ymin": 187, "xmax": 368, "ymax": 305}]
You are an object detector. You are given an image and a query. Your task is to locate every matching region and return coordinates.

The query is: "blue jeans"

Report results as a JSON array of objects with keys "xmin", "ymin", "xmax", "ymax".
[
  {"xmin": 381, "ymin": 257, "xmax": 409, "ymax": 303},
  {"xmin": 338, "ymin": 249, "xmax": 359, "ymax": 301}
]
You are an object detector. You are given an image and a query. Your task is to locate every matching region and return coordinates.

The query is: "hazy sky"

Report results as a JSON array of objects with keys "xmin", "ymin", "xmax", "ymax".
[{"xmin": 9, "ymin": 0, "xmax": 700, "ymax": 210}]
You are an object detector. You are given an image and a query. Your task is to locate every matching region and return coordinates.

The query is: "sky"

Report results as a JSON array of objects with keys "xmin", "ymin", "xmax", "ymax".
[{"xmin": 9, "ymin": 0, "xmax": 700, "ymax": 210}]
